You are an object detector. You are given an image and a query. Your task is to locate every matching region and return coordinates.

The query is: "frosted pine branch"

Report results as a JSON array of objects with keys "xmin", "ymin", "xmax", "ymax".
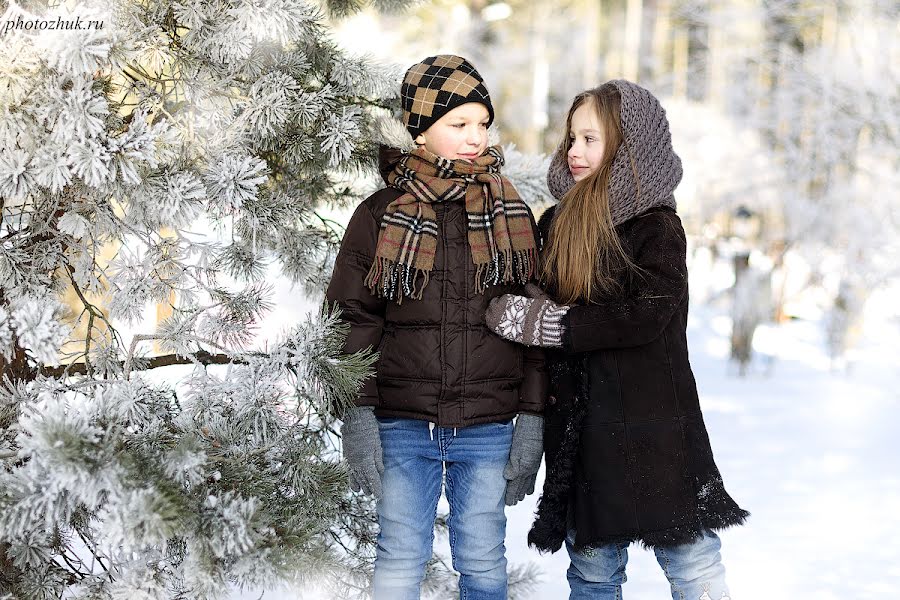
[{"xmin": 0, "ymin": 0, "xmax": 424, "ymax": 596}]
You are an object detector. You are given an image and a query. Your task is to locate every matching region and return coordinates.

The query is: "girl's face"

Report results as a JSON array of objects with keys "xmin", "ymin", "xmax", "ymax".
[
  {"xmin": 567, "ymin": 100, "xmax": 606, "ymax": 181},
  {"xmin": 418, "ymin": 102, "xmax": 489, "ymax": 161}
]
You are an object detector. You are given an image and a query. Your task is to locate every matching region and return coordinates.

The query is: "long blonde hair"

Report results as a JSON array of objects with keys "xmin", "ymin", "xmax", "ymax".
[{"xmin": 541, "ymin": 84, "xmax": 638, "ymax": 304}]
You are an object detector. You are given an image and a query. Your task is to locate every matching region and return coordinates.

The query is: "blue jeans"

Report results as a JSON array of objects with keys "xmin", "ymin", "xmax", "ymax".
[
  {"xmin": 372, "ymin": 417, "xmax": 513, "ymax": 600},
  {"xmin": 566, "ymin": 529, "xmax": 731, "ymax": 600}
]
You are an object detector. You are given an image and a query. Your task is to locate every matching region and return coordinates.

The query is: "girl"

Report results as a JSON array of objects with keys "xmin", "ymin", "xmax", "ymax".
[
  {"xmin": 326, "ymin": 55, "xmax": 547, "ymax": 600},
  {"xmin": 485, "ymin": 81, "xmax": 747, "ymax": 600}
]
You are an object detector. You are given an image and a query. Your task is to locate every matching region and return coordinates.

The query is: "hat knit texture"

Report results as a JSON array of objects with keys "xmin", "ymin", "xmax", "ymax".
[
  {"xmin": 401, "ymin": 55, "xmax": 495, "ymax": 138},
  {"xmin": 546, "ymin": 79, "xmax": 682, "ymax": 225}
]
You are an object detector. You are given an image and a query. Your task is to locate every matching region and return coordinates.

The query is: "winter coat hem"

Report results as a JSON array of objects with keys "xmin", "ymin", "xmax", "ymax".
[
  {"xmin": 528, "ymin": 504, "xmax": 749, "ymax": 553},
  {"xmin": 373, "ymin": 408, "xmax": 516, "ymax": 427}
]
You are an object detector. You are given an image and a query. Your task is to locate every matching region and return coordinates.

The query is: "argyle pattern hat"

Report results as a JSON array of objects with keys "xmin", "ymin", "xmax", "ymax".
[{"xmin": 401, "ymin": 55, "xmax": 495, "ymax": 138}]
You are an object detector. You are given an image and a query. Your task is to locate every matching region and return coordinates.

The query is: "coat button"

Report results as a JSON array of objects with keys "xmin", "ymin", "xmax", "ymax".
[{"xmin": 548, "ymin": 395, "xmax": 557, "ymax": 405}]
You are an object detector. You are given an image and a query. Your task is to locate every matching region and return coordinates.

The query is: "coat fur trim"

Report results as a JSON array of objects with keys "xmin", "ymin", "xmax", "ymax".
[{"xmin": 527, "ymin": 355, "xmax": 591, "ymax": 553}]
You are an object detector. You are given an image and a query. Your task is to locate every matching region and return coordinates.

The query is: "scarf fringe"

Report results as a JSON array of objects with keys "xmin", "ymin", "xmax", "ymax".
[
  {"xmin": 366, "ymin": 256, "xmax": 429, "ymax": 303},
  {"xmin": 474, "ymin": 247, "xmax": 538, "ymax": 294}
]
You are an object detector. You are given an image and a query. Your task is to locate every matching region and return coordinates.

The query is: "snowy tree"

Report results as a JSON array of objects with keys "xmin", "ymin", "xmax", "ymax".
[{"xmin": 0, "ymin": 0, "xmax": 440, "ymax": 597}]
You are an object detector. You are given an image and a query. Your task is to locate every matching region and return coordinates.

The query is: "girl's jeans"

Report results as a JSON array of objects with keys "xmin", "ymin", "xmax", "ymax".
[
  {"xmin": 372, "ymin": 416, "xmax": 513, "ymax": 600},
  {"xmin": 565, "ymin": 528, "xmax": 731, "ymax": 600}
]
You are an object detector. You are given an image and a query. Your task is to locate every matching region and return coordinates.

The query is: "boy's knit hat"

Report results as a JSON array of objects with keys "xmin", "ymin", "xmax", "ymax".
[{"xmin": 401, "ymin": 55, "xmax": 495, "ymax": 138}]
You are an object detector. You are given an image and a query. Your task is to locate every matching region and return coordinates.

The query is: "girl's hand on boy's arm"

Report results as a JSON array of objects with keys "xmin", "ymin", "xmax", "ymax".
[{"xmin": 484, "ymin": 285, "xmax": 570, "ymax": 347}]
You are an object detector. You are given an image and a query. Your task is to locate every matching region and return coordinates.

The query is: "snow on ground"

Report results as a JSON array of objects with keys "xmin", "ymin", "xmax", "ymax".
[{"xmin": 229, "ymin": 272, "xmax": 900, "ymax": 599}]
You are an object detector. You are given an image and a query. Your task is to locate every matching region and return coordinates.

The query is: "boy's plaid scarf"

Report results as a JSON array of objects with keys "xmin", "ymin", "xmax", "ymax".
[{"xmin": 365, "ymin": 145, "xmax": 537, "ymax": 303}]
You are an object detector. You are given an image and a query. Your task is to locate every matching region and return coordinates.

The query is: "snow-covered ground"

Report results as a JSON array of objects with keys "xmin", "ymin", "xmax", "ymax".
[{"xmin": 233, "ymin": 270, "xmax": 900, "ymax": 599}]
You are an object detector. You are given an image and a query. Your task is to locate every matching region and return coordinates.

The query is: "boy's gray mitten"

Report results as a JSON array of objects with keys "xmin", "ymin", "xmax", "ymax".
[
  {"xmin": 340, "ymin": 406, "xmax": 384, "ymax": 498},
  {"xmin": 504, "ymin": 413, "xmax": 544, "ymax": 506},
  {"xmin": 485, "ymin": 283, "xmax": 570, "ymax": 347}
]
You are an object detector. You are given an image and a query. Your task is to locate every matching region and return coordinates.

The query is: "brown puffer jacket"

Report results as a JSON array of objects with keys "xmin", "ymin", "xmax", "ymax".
[{"xmin": 325, "ymin": 148, "xmax": 548, "ymax": 427}]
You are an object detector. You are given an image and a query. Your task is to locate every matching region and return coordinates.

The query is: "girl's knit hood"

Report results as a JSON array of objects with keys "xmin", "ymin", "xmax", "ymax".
[{"xmin": 546, "ymin": 79, "xmax": 682, "ymax": 226}]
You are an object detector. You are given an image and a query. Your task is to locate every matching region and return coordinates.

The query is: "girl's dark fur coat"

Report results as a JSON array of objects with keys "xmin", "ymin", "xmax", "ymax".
[{"xmin": 528, "ymin": 204, "xmax": 749, "ymax": 553}]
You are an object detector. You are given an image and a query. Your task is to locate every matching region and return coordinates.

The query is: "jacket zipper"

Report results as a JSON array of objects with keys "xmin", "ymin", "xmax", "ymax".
[{"xmin": 437, "ymin": 204, "xmax": 448, "ymax": 426}]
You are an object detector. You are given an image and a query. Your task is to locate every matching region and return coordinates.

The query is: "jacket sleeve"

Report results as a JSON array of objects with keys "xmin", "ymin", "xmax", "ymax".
[
  {"xmin": 325, "ymin": 201, "xmax": 386, "ymax": 407},
  {"xmin": 561, "ymin": 210, "xmax": 688, "ymax": 353},
  {"xmin": 517, "ymin": 207, "xmax": 549, "ymax": 415}
]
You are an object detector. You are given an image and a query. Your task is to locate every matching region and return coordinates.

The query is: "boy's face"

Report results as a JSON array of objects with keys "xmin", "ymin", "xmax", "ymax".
[
  {"xmin": 567, "ymin": 100, "xmax": 607, "ymax": 181},
  {"xmin": 418, "ymin": 102, "xmax": 489, "ymax": 161}
]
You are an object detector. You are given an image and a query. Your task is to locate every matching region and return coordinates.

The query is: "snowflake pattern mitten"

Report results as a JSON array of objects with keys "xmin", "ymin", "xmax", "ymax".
[{"xmin": 485, "ymin": 291, "xmax": 570, "ymax": 347}]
